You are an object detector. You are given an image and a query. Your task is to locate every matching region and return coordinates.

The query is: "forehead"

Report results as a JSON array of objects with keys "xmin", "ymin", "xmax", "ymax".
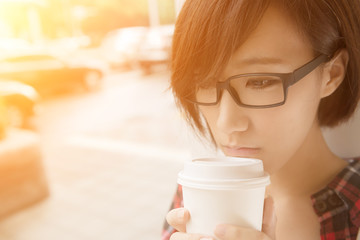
[{"xmin": 225, "ymin": 4, "xmax": 314, "ymax": 74}]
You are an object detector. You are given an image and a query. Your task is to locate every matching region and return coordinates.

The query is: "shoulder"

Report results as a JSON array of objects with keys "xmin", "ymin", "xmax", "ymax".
[
  {"xmin": 312, "ymin": 158, "xmax": 360, "ymax": 221},
  {"xmin": 330, "ymin": 158, "xmax": 360, "ymax": 226},
  {"xmin": 329, "ymin": 158, "xmax": 360, "ymax": 202}
]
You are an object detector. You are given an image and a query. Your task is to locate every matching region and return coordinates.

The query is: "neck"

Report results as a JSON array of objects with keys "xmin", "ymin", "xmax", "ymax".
[{"xmin": 267, "ymin": 121, "xmax": 347, "ymax": 200}]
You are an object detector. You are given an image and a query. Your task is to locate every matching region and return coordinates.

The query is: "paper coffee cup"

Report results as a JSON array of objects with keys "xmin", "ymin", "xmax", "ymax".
[{"xmin": 177, "ymin": 157, "xmax": 270, "ymax": 238}]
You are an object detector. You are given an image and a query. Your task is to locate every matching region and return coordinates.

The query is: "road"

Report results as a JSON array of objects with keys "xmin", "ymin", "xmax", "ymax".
[
  {"xmin": 38, "ymin": 69, "xmax": 190, "ymax": 158},
  {"xmin": 0, "ymin": 69, "xmax": 214, "ymax": 240}
]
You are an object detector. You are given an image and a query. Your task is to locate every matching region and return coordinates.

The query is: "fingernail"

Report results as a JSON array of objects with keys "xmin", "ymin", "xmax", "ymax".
[
  {"xmin": 215, "ymin": 224, "xmax": 226, "ymax": 237},
  {"xmin": 177, "ymin": 209, "xmax": 185, "ymax": 219}
]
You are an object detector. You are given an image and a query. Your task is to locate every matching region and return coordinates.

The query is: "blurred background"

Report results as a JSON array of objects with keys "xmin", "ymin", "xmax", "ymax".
[
  {"xmin": 0, "ymin": 1, "xmax": 359, "ymax": 240},
  {"xmin": 0, "ymin": 0, "xmax": 218, "ymax": 239}
]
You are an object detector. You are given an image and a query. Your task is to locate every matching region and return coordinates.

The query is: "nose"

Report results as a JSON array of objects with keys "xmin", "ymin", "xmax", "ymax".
[{"xmin": 216, "ymin": 91, "xmax": 250, "ymax": 135}]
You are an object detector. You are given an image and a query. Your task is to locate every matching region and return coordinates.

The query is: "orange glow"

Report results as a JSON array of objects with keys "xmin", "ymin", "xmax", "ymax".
[
  {"xmin": 0, "ymin": 97, "xmax": 7, "ymax": 137},
  {"xmin": 0, "ymin": 0, "xmax": 175, "ymax": 47}
]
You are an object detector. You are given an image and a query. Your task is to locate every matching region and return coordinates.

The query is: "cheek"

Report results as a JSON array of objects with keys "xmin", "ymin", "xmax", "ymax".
[
  {"xmin": 276, "ymin": 73, "xmax": 323, "ymax": 133},
  {"xmin": 258, "ymin": 77, "xmax": 322, "ymax": 172},
  {"xmin": 199, "ymin": 106, "xmax": 219, "ymax": 134}
]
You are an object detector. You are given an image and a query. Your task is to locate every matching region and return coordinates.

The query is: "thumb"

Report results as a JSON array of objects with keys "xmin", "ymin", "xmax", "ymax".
[{"xmin": 262, "ymin": 197, "xmax": 277, "ymax": 239}]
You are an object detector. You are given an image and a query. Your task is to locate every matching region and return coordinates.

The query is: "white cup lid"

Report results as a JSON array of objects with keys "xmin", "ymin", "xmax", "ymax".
[{"xmin": 178, "ymin": 157, "xmax": 270, "ymax": 190}]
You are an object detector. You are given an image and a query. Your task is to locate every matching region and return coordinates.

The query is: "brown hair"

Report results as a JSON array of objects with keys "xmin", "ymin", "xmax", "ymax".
[{"xmin": 171, "ymin": 0, "xmax": 360, "ymax": 136}]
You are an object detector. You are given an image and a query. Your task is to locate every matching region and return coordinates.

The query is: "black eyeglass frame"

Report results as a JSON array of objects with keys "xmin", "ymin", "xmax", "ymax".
[{"xmin": 187, "ymin": 54, "xmax": 330, "ymax": 109}]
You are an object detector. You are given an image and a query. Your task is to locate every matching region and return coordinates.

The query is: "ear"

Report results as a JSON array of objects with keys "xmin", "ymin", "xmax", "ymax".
[{"xmin": 321, "ymin": 49, "xmax": 349, "ymax": 98}]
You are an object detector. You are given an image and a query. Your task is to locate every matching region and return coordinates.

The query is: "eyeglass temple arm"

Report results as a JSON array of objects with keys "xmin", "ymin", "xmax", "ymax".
[{"xmin": 290, "ymin": 54, "xmax": 330, "ymax": 87}]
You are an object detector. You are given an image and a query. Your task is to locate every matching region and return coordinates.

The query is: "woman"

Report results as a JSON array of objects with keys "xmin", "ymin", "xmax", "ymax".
[{"xmin": 163, "ymin": 0, "xmax": 360, "ymax": 239}]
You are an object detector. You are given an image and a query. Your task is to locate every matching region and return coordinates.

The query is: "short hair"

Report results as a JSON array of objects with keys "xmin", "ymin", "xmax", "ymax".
[{"xmin": 170, "ymin": 0, "xmax": 360, "ymax": 137}]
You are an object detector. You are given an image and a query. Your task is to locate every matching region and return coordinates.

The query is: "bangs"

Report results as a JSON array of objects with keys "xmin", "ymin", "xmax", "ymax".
[{"xmin": 172, "ymin": 0, "xmax": 270, "ymax": 91}]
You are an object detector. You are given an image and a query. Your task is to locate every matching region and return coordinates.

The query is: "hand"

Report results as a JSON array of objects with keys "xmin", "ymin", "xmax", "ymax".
[
  {"xmin": 166, "ymin": 207, "xmax": 213, "ymax": 239},
  {"xmin": 166, "ymin": 197, "xmax": 277, "ymax": 240}
]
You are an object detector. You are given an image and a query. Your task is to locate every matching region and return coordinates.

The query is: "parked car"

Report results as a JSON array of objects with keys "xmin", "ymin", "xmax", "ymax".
[
  {"xmin": 0, "ymin": 81, "xmax": 39, "ymax": 128},
  {"xmin": 136, "ymin": 25, "xmax": 175, "ymax": 74},
  {"xmin": 100, "ymin": 26, "xmax": 148, "ymax": 69},
  {"xmin": 0, "ymin": 54, "xmax": 104, "ymax": 97}
]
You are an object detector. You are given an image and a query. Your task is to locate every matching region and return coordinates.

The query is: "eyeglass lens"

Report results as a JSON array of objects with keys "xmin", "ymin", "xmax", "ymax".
[{"xmin": 195, "ymin": 75, "xmax": 285, "ymax": 106}]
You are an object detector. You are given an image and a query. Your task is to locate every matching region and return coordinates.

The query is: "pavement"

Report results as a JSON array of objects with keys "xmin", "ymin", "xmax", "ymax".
[{"xmin": 0, "ymin": 69, "xmax": 218, "ymax": 240}]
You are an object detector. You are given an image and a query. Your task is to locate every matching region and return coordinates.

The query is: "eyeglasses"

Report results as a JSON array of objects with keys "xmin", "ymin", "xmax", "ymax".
[{"xmin": 186, "ymin": 54, "xmax": 329, "ymax": 108}]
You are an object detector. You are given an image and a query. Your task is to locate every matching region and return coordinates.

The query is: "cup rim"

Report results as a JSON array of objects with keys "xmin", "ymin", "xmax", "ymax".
[{"xmin": 178, "ymin": 171, "xmax": 270, "ymax": 190}]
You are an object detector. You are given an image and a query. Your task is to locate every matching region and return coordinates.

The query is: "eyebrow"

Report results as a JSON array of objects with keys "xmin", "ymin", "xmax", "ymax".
[{"xmin": 237, "ymin": 56, "xmax": 288, "ymax": 66}]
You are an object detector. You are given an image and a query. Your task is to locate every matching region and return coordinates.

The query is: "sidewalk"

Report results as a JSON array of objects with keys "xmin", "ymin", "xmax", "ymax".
[
  {"xmin": 0, "ymin": 148, "xmax": 184, "ymax": 240},
  {"xmin": 0, "ymin": 70, "xmax": 214, "ymax": 240}
]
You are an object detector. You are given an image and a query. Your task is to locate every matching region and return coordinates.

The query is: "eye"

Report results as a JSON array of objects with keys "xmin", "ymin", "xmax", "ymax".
[{"xmin": 246, "ymin": 78, "xmax": 282, "ymax": 89}]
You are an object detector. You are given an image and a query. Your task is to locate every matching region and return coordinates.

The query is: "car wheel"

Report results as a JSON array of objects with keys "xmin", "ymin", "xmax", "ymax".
[
  {"xmin": 6, "ymin": 105, "xmax": 25, "ymax": 128},
  {"xmin": 83, "ymin": 71, "xmax": 102, "ymax": 91}
]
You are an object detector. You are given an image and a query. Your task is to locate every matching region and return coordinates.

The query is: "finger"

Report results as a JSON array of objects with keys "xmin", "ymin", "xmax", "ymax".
[
  {"xmin": 170, "ymin": 232, "xmax": 213, "ymax": 240},
  {"xmin": 166, "ymin": 208, "xmax": 190, "ymax": 232},
  {"xmin": 214, "ymin": 224, "xmax": 270, "ymax": 240},
  {"xmin": 262, "ymin": 197, "xmax": 277, "ymax": 239}
]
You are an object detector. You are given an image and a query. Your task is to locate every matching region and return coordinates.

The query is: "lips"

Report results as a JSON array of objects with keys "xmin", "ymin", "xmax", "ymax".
[{"xmin": 222, "ymin": 145, "xmax": 261, "ymax": 158}]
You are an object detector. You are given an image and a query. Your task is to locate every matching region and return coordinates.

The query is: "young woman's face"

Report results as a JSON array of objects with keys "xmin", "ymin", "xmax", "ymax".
[{"xmin": 199, "ymin": 5, "xmax": 327, "ymax": 174}]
